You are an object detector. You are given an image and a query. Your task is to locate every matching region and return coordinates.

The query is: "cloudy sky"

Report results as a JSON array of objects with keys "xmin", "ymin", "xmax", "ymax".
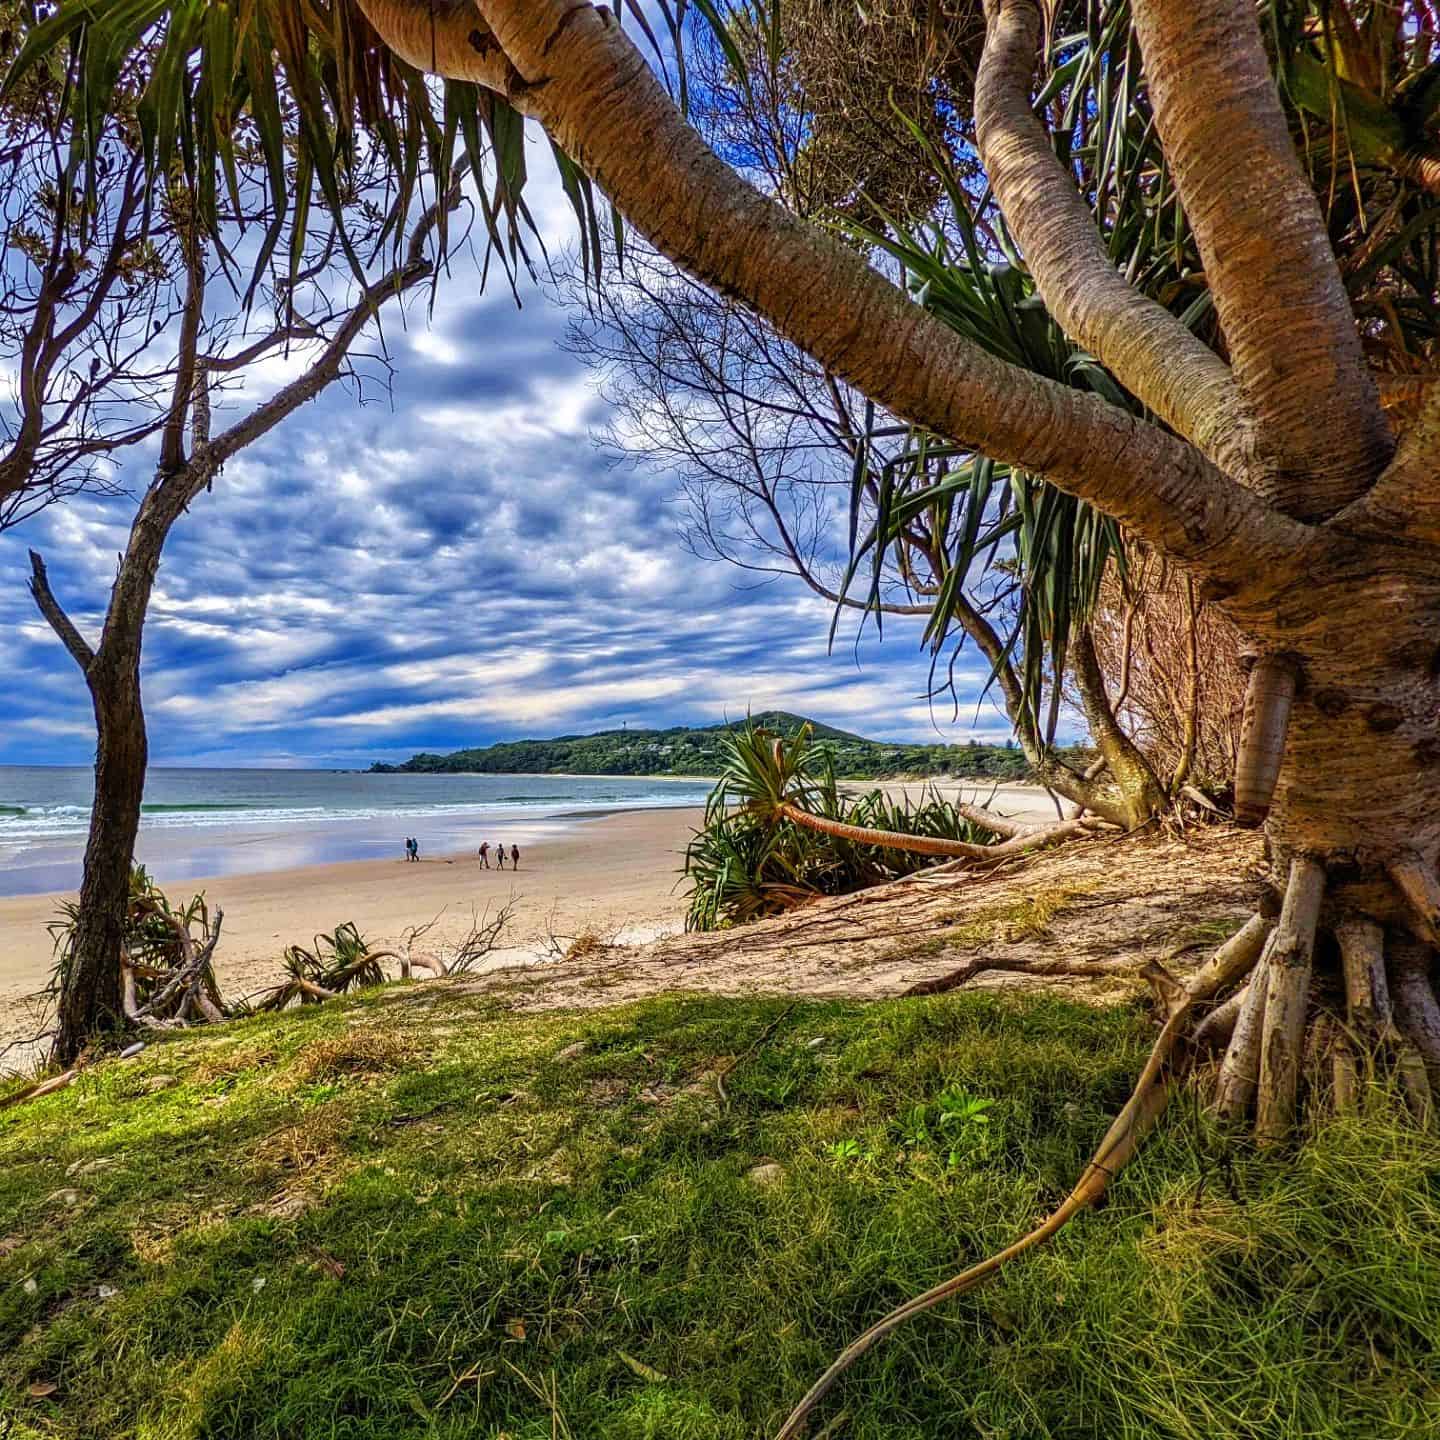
[{"xmin": 0, "ymin": 147, "xmax": 1015, "ymax": 771}]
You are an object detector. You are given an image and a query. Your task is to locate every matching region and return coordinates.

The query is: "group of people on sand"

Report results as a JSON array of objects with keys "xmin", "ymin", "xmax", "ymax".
[
  {"xmin": 401, "ymin": 836, "xmax": 521, "ymax": 870},
  {"xmin": 476, "ymin": 840, "xmax": 520, "ymax": 871}
]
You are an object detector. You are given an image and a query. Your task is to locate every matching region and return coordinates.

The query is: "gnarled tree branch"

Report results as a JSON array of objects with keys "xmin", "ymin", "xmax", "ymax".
[
  {"xmin": 360, "ymin": 0, "xmax": 1309, "ymax": 597},
  {"xmin": 975, "ymin": 0, "xmax": 1246, "ymax": 474},
  {"xmin": 1130, "ymin": 0, "xmax": 1392, "ymax": 516}
]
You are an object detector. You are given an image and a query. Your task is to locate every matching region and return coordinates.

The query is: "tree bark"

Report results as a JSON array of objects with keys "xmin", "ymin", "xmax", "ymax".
[
  {"xmin": 55, "ymin": 661, "xmax": 147, "ymax": 1059},
  {"xmin": 1129, "ymin": 0, "xmax": 1392, "ymax": 515},
  {"xmin": 974, "ymin": 0, "xmax": 1246, "ymax": 473}
]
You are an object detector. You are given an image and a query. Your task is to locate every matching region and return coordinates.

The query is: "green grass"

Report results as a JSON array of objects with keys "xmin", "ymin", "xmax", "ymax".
[{"xmin": 3, "ymin": 987, "xmax": 1440, "ymax": 1438}]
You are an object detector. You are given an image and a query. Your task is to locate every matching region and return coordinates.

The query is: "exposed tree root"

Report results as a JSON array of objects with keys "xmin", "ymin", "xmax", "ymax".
[
  {"xmin": 779, "ymin": 846, "xmax": 1440, "ymax": 1436},
  {"xmin": 1255, "ymin": 857, "xmax": 1325, "ymax": 1143},
  {"xmin": 773, "ymin": 961, "xmax": 1194, "ymax": 1440},
  {"xmin": 0, "ymin": 1066, "xmax": 81, "ymax": 1111},
  {"xmin": 900, "ymin": 954, "xmax": 1145, "ymax": 997},
  {"xmin": 1389, "ymin": 937, "xmax": 1440, "ymax": 1078},
  {"xmin": 1193, "ymin": 983, "xmax": 1246, "ymax": 1053}
]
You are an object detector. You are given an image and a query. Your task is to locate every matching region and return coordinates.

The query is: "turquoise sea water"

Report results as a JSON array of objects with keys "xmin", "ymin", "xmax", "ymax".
[{"xmin": 0, "ymin": 767, "xmax": 712, "ymax": 897}]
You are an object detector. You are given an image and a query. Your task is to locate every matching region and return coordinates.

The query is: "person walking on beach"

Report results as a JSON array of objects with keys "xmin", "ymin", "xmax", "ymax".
[
  {"xmin": 495, "ymin": 841, "xmax": 506, "ymax": 871},
  {"xmin": 403, "ymin": 837, "xmax": 414, "ymax": 862},
  {"xmin": 411, "ymin": 837, "xmax": 421, "ymax": 862},
  {"xmin": 477, "ymin": 841, "xmax": 490, "ymax": 869},
  {"xmin": 510, "ymin": 843, "xmax": 520, "ymax": 871}
]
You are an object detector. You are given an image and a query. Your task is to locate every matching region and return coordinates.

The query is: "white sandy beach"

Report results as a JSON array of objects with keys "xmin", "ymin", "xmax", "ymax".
[{"xmin": 0, "ymin": 781, "xmax": 1057, "ymax": 1058}]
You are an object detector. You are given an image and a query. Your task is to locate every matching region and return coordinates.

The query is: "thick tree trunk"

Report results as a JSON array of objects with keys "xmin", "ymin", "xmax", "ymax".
[
  {"xmin": 1201, "ymin": 520, "xmax": 1440, "ymax": 1135},
  {"xmin": 55, "ymin": 662, "xmax": 147, "ymax": 1062}
]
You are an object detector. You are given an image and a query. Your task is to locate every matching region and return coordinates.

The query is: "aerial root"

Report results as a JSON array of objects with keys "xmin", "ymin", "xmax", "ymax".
[
  {"xmin": 1193, "ymin": 983, "xmax": 1246, "ymax": 1054},
  {"xmin": 1215, "ymin": 952, "xmax": 1270, "ymax": 1122},
  {"xmin": 772, "ymin": 960, "xmax": 1194, "ymax": 1440},
  {"xmin": 1389, "ymin": 938, "xmax": 1440, "ymax": 1072},
  {"xmin": 1254, "ymin": 857, "xmax": 1326, "ymax": 1144},
  {"xmin": 778, "ymin": 858, "xmax": 1440, "ymax": 1434},
  {"xmin": 1389, "ymin": 856, "xmax": 1440, "ymax": 947}
]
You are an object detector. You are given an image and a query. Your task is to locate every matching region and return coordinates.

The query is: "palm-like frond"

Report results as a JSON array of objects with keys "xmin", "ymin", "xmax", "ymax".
[
  {"xmin": 685, "ymin": 719, "xmax": 995, "ymax": 929},
  {"xmin": 1, "ymin": 0, "xmax": 626, "ymax": 298}
]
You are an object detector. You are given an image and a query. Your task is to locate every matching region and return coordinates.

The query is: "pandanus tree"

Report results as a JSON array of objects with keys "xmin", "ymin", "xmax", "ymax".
[
  {"xmin": 16, "ymin": 0, "xmax": 1440, "ymax": 1418},
  {"xmin": 24, "ymin": 0, "xmax": 1440, "ymax": 1131}
]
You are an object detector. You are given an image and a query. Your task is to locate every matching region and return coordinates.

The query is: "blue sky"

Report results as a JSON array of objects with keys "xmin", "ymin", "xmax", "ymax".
[{"xmin": 0, "ymin": 155, "xmax": 1014, "ymax": 770}]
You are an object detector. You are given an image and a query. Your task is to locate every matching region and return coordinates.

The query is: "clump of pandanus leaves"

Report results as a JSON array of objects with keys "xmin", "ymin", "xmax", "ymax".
[
  {"xmin": 684, "ymin": 721, "xmax": 998, "ymax": 930},
  {"xmin": 48, "ymin": 866, "xmax": 226, "ymax": 1027},
  {"xmin": 250, "ymin": 923, "xmax": 398, "ymax": 1011}
]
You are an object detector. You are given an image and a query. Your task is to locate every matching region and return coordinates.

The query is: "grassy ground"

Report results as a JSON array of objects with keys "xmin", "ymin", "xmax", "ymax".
[{"xmin": 3, "ymin": 984, "xmax": 1440, "ymax": 1439}]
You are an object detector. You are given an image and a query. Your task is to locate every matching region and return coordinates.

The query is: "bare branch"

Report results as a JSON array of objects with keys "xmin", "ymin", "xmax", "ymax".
[
  {"xmin": 27, "ymin": 549, "xmax": 96, "ymax": 675},
  {"xmin": 158, "ymin": 237, "xmax": 207, "ymax": 473}
]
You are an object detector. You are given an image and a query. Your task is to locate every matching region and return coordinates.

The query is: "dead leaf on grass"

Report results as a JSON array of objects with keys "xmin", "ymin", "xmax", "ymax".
[{"xmin": 617, "ymin": 1350, "xmax": 668, "ymax": 1383}]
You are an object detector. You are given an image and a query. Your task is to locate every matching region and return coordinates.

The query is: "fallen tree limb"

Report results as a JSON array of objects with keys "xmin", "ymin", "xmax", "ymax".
[
  {"xmin": 0, "ymin": 1067, "xmax": 79, "ymax": 1111},
  {"xmin": 777, "ymin": 802, "xmax": 1111, "ymax": 864}
]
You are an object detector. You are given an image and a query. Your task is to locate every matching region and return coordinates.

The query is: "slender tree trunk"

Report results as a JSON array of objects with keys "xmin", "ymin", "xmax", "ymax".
[
  {"xmin": 55, "ymin": 655, "xmax": 147, "ymax": 1061},
  {"xmin": 28, "ymin": 190, "xmax": 455, "ymax": 1066}
]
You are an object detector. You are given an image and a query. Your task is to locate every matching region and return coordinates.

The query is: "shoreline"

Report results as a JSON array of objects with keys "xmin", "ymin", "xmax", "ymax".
[
  {"xmin": 0, "ymin": 781, "xmax": 1059, "ymax": 1065},
  {"xmin": 0, "ymin": 805, "xmax": 706, "ymax": 1062}
]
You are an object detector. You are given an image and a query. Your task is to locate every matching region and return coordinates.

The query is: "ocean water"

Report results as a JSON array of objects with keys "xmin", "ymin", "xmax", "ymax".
[{"xmin": 0, "ymin": 767, "xmax": 713, "ymax": 898}]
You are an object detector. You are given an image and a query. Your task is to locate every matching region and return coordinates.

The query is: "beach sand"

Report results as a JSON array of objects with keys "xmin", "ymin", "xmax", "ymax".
[
  {"xmin": 0, "ymin": 806, "xmax": 703, "ymax": 1053},
  {"xmin": 0, "ymin": 781, "xmax": 1058, "ymax": 1059}
]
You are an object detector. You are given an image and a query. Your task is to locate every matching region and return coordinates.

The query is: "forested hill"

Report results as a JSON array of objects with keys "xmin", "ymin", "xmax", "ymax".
[{"xmin": 368, "ymin": 712, "xmax": 1044, "ymax": 780}]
